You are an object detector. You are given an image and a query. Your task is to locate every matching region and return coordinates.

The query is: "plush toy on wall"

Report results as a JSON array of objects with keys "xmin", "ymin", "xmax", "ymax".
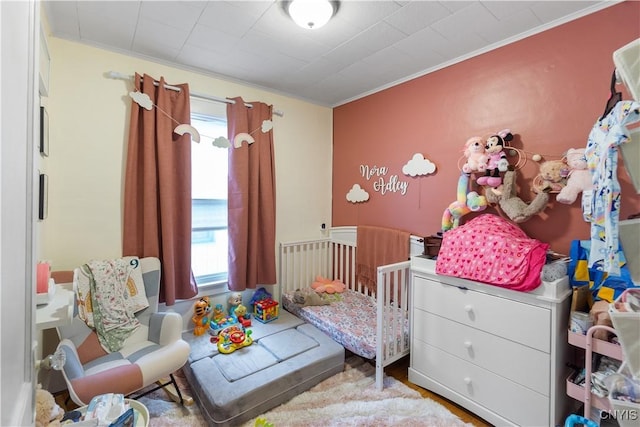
[
  {"xmin": 485, "ymin": 168, "xmax": 549, "ymax": 223},
  {"xmin": 442, "ymin": 172, "xmax": 488, "ymax": 231},
  {"xmin": 556, "ymin": 148, "xmax": 593, "ymax": 204},
  {"xmin": 35, "ymin": 384, "xmax": 64, "ymax": 427},
  {"xmin": 533, "ymin": 159, "xmax": 568, "ymax": 193},
  {"xmin": 461, "ymin": 136, "xmax": 489, "ymax": 174},
  {"xmin": 476, "ymin": 130, "xmax": 513, "ymax": 187}
]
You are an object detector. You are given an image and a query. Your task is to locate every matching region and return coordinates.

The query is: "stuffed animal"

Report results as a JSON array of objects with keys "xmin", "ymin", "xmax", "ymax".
[
  {"xmin": 192, "ymin": 296, "xmax": 212, "ymax": 336},
  {"xmin": 293, "ymin": 288, "xmax": 331, "ymax": 306},
  {"xmin": 533, "ymin": 159, "xmax": 568, "ymax": 193},
  {"xmin": 486, "ymin": 168, "xmax": 549, "ymax": 223},
  {"xmin": 35, "ymin": 384, "xmax": 64, "ymax": 427},
  {"xmin": 476, "ymin": 130, "xmax": 513, "ymax": 187},
  {"xmin": 311, "ymin": 276, "xmax": 346, "ymax": 293},
  {"xmin": 461, "ymin": 136, "xmax": 489, "ymax": 174},
  {"xmin": 442, "ymin": 172, "xmax": 488, "ymax": 231},
  {"xmin": 556, "ymin": 148, "xmax": 593, "ymax": 204}
]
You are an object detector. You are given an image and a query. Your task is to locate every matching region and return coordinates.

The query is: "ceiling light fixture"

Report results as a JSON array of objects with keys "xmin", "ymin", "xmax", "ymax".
[{"xmin": 287, "ymin": 0, "xmax": 337, "ymax": 30}]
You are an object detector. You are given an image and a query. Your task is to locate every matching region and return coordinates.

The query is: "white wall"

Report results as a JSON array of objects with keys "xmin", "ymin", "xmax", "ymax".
[{"xmin": 40, "ymin": 37, "xmax": 333, "ymax": 272}]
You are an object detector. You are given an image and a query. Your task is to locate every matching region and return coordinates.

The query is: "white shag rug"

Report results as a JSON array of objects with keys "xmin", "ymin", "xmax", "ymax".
[{"xmin": 139, "ymin": 356, "xmax": 474, "ymax": 427}]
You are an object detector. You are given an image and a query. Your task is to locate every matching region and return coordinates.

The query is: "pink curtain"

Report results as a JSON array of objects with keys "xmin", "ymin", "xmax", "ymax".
[
  {"xmin": 122, "ymin": 73, "xmax": 197, "ymax": 305},
  {"xmin": 227, "ymin": 97, "xmax": 277, "ymax": 291}
]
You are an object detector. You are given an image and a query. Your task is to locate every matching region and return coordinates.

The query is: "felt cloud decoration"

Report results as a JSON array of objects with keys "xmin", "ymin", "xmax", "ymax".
[
  {"xmin": 174, "ymin": 124, "xmax": 201, "ymax": 143},
  {"xmin": 213, "ymin": 136, "xmax": 231, "ymax": 148},
  {"xmin": 261, "ymin": 120, "xmax": 273, "ymax": 133},
  {"xmin": 129, "ymin": 91, "xmax": 153, "ymax": 110},
  {"xmin": 402, "ymin": 153, "xmax": 436, "ymax": 177},
  {"xmin": 234, "ymin": 133, "xmax": 255, "ymax": 148},
  {"xmin": 346, "ymin": 184, "xmax": 370, "ymax": 203}
]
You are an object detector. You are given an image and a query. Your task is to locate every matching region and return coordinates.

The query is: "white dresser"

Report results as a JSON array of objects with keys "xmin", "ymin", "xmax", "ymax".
[{"xmin": 409, "ymin": 255, "xmax": 573, "ymax": 426}]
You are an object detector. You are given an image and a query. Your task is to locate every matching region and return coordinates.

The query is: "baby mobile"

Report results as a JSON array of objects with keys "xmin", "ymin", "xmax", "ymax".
[
  {"xmin": 442, "ymin": 128, "xmax": 588, "ymax": 231},
  {"xmin": 128, "ymin": 91, "xmax": 273, "ymax": 148}
]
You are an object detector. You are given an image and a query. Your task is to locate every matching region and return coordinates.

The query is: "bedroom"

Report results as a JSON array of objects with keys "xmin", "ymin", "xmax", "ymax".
[{"xmin": 2, "ymin": 0, "xmax": 639, "ymax": 426}]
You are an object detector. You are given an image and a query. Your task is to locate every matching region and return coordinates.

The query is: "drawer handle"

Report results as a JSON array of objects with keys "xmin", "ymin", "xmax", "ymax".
[
  {"xmin": 464, "ymin": 377, "xmax": 472, "ymax": 385},
  {"xmin": 464, "ymin": 304, "xmax": 473, "ymax": 313},
  {"xmin": 464, "ymin": 341, "xmax": 472, "ymax": 349}
]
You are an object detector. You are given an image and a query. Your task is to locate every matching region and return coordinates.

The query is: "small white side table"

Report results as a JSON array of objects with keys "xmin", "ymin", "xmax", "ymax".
[{"xmin": 36, "ymin": 282, "xmax": 74, "ymax": 331}]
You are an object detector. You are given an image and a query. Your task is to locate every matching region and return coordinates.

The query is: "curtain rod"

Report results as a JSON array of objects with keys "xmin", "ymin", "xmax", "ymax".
[{"xmin": 106, "ymin": 71, "xmax": 284, "ymax": 117}]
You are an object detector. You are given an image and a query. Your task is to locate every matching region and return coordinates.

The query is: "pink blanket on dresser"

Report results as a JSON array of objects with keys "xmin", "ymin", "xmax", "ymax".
[{"xmin": 435, "ymin": 214, "xmax": 549, "ymax": 292}]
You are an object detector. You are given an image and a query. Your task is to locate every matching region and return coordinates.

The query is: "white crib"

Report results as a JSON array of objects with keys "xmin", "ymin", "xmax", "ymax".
[{"xmin": 278, "ymin": 226, "xmax": 423, "ymax": 390}]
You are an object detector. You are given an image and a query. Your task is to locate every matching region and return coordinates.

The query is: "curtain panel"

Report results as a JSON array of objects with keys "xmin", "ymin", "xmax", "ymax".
[
  {"xmin": 227, "ymin": 97, "xmax": 277, "ymax": 291},
  {"xmin": 122, "ymin": 73, "xmax": 197, "ymax": 305}
]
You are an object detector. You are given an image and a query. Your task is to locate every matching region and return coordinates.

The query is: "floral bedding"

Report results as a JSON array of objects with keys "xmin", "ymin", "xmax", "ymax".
[{"xmin": 282, "ymin": 289, "xmax": 407, "ymax": 360}]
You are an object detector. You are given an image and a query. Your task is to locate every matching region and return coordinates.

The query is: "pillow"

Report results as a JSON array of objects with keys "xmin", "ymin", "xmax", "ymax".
[{"xmin": 122, "ymin": 256, "xmax": 149, "ymax": 313}]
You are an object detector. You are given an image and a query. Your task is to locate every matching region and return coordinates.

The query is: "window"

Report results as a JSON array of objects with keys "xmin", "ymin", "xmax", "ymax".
[{"xmin": 191, "ymin": 99, "xmax": 228, "ymax": 286}]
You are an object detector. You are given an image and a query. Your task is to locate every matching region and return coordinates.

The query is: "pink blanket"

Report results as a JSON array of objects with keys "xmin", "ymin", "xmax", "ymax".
[
  {"xmin": 435, "ymin": 214, "xmax": 548, "ymax": 292},
  {"xmin": 356, "ymin": 225, "xmax": 410, "ymax": 292}
]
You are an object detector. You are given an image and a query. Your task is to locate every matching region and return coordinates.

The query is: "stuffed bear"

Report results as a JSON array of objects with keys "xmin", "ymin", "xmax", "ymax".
[
  {"xmin": 533, "ymin": 160, "xmax": 568, "ymax": 193},
  {"xmin": 292, "ymin": 288, "xmax": 331, "ymax": 306},
  {"xmin": 485, "ymin": 168, "xmax": 549, "ymax": 223},
  {"xmin": 461, "ymin": 136, "xmax": 488, "ymax": 174},
  {"xmin": 556, "ymin": 148, "xmax": 592, "ymax": 204},
  {"xmin": 35, "ymin": 384, "xmax": 64, "ymax": 427}
]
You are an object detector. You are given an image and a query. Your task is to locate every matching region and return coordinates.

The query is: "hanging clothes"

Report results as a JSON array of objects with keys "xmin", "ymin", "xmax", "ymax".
[{"xmin": 584, "ymin": 100, "xmax": 640, "ymax": 275}]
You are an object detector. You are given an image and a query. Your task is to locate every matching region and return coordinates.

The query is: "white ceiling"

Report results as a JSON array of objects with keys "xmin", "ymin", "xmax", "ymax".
[{"xmin": 43, "ymin": 0, "xmax": 615, "ymax": 107}]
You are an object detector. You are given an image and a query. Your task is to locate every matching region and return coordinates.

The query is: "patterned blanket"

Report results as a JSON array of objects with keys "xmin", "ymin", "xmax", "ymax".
[{"xmin": 75, "ymin": 259, "xmax": 140, "ymax": 352}]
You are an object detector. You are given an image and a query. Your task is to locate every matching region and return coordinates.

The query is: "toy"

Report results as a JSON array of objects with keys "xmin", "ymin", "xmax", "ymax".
[
  {"xmin": 442, "ymin": 172, "xmax": 488, "ymax": 231},
  {"xmin": 192, "ymin": 296, "xmax": 212, "ymax": 336},
  {"xmin": 590, "ymin": 300, "xmax": 614, "ymax": 341},
  {"xmin": 228, "ymin": 292, "xmax": 243, "ymax": 317},
  {"xmin": 311, "ymin": 276, "xmax": 346, "ymax": 293},
  {"xmin": 254, "ymin": 298, "xmax": 279, "ymax": 323},
  {"xmin": 234, "ymin": 303, "xmax": 252, "ymax": 327},
  {"xmin": 556, "ymin": 148, "xmax": 593, "ymax": 204},
  {"xmin": 35, "ymin": 384, "xmax": 64, "ymax": 427},
  {"xmin": 212, "ymin": 303, "xmax": 226, "ymax": 323},
  {"xmin": 293, "ymin": 288, "xmax": 331, "ymax": 306},
  {"xmin": 211, "ymin": 324, "xmax": 253, "ymax": 354},
  {"xmin": 476, "ymin": 130, "xmax": 513, "ymax": 187},
  {"xmin": 249, "ymin": 287, "xmax": 272, "ymax": 307},
  {"xmin": 461, "ymin": 136, "xmax": 489, "ymax": 174},
  {"xmin": 485, "ymin": 168, "xmax": 549, "ymax": 223},
  {"xmin": 209, "ymin": 314, "xmax": 239, "ymax": 336},
  {"xmin": 532, "ymin": 159, "xmax": 568, "ymax": 193}
]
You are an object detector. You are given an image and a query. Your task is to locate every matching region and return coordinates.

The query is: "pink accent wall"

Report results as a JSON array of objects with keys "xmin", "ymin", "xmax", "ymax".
[{"xmin": 332, "ymin": 2, "xmax": 640, "ymax": 255}]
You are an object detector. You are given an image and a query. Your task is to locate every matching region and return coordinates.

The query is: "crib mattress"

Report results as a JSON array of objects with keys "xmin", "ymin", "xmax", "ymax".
[
  {"xmin": 282, "ymin": 289, "xmax": 408, "ymax": 360},
  {"xmin": 182, "ymin": 310, "xmax": 344, "ymax": 427}
]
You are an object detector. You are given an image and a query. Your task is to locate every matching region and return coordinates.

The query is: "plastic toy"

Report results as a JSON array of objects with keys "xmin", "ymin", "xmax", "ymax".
[
  {"xmin": 192, "ymin": 296, "xmax": 212, "ymax": 336},
  {"xmin": 209, "ymin": 315, "xmax": 239, "ymax": 336},
  {"xmin": 254, "ymin": 298, "xmax": 279, "ymax": 323},
  {"xmin": 461, "ymin": 136, "xmax": 488, "ymax": 174},
  {"xmin": 250, "ymin": 287, "xmax": 272, "ymax": 307},
  {"xmin": 556, "ymin": 148, "xmax": 592, "ymax": 204},
  {"xmin": 228, "ymin": 292, "xmax": 243, "ymax": 317},
  {"xmin": 234, "ymin": 304, "xmax": 252, "ymax": 327},
  {"xmin": 442, "ymin": 172, "xmax": 487, "ymax": 231},
  {"xmin": 211, "ymin": 324, "xmax": 253, "ymax": 354},
  {"xmin": 477, "ymin": 130, "xmax": 513, "ymax": 187},
  {"xmin": 212, "ymin": 303, "xmax": 226, "ymax": 323}
]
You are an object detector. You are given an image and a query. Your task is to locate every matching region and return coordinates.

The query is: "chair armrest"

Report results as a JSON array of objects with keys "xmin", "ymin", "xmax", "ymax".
[{"xmin": 148, "ymin": 312, "xmax": 184, "ymax": 345}]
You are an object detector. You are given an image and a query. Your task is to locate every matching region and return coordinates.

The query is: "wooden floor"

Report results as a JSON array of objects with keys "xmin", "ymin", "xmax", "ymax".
[{"xmin": 385, "ymin": 355, "xmax": 493, "ymax": 427}]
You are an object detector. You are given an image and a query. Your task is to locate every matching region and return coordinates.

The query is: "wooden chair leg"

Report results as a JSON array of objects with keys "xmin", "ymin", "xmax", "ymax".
[{"xmin": 157, "ymin": 374, "xmax": 194, "ymax": 406}]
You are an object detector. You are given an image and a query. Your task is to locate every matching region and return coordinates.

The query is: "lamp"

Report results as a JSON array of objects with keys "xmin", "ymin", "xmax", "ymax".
[{"xmin": 287, "ymin": 0, "xmax": 337, "ymax": 30}]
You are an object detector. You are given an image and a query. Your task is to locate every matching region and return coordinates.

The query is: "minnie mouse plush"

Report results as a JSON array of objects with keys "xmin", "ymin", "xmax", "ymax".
[{"xmin": 476, "ymin": 129, "xmax": 513, "ymax": 187}]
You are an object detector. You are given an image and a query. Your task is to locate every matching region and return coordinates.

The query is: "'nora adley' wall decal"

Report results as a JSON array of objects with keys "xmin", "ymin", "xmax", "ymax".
[{"xmin": 360, "ymin": 164, "xmax": 408, "ymax": 196}]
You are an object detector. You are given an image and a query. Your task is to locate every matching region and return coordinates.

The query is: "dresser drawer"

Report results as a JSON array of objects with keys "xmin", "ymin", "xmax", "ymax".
[
  {"xmin": 413, "ymin": 276, "xmax": 551, "ymax": 352},
  {"xmin": 413, "ymin": 340, "xmax": 549, "ymax": 427},
  {"xmin": 413, "ymin": 309, "xmax": 550, "ymax": 395}
]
